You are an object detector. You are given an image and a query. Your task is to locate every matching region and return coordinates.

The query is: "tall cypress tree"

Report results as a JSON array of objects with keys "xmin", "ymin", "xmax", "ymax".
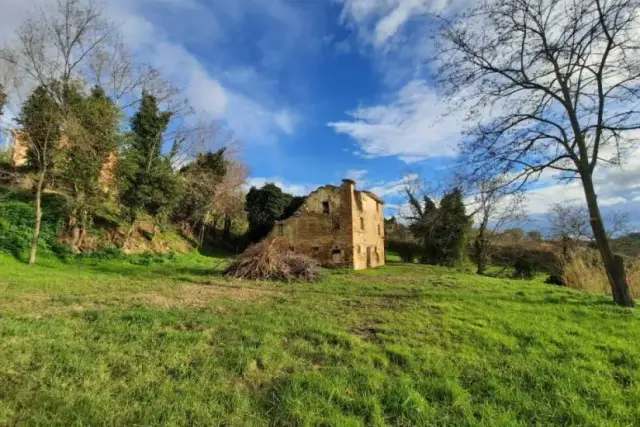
[
  {"xmin": 130, "ymin": 91, "xmax": 172, "ymax": 171},
  {"xmin": 438, "ymin": 187, "xmax": 471, "ymax": 266},
  {"xmin": 118, "ymin": 91, "xmax": 181, "ymax": 233}
]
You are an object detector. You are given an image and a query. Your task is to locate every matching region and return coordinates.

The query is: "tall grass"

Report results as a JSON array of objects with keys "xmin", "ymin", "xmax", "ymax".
[{"xmin": 562, "ymin": 250, "xmax": 640, "ymax": 297}]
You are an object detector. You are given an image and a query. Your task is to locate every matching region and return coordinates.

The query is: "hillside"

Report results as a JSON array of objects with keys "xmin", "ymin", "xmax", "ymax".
[
  {"xmin": 0, "ymin": 254, "xmax": 638, "ymax": 426},
  {"xmin": 0, "ymin": 186, "xmax": 195, "ymax": 259}
]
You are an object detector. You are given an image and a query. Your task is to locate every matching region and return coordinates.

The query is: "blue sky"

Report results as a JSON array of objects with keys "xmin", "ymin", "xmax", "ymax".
[{"xmin": 2, "ymin": 0, "xmax": 640, "ymax": 230}]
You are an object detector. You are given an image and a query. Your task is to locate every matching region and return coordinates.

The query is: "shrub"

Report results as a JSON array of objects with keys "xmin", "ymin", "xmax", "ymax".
[
  {"xmin": 489, "ymin": 243, "xmax": 563, "ymax": 276},
  {"xmin": 225, "ymin": 240, "xmax": 322, "ymax": 281},
  {"xmin": 386, "ymin": 239, "xmax": 421, "ymax": 263},
  {"xmin": 513, "ymin": 255, "xmax": 536, "ymax": 279},
  {"xmin": 0, "ymin": 196, "xmax": 69, "ymax": 258}
]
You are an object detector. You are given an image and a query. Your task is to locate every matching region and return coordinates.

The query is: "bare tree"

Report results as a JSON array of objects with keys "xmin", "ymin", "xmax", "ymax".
[
  {"xmin": 0, "ymin": 0, "xmax": 118, "ymax": 264},
  {"xmin": 0, "ymin": 84, "xmax": 6, "ymax": 117},
  {"xmin": 548, "ymin": 203, "xmax": 630, "ymax": 257},
  {"xmin": 471, "ymin": 178, "xmax": 526, "ymax": 275},
  {"xmin": 437, "ymin": 0, "xmax": 640, "ymax": 306}
]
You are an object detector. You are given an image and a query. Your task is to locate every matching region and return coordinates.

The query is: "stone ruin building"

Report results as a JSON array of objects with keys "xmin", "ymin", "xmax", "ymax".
[{"xmin": 268, "ymin": 179, "xmax": 385, "ymax": 270}]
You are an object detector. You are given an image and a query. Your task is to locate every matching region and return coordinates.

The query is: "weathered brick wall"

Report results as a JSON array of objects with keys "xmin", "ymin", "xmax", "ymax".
[{"xmin": 268, "ymin": 179, "xmax": 384, "ymax": 270}]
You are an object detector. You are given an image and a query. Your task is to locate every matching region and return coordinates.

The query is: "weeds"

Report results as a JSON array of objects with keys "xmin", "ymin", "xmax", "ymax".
[{"xmin": 562, "ymin": 250, "xmax": 640, "ymax": 297}]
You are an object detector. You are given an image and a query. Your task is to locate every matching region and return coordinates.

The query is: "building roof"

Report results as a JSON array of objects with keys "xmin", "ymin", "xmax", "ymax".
[{"xmin": 361, "ymin": 190, "xmax": 384, "ymax": 204}]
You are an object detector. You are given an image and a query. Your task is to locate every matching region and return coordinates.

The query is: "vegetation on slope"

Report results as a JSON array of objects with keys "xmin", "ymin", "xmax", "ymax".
[
  {"xmin": 0, "ymin": 254, "xmax": 638, "ymax": 426},
  {"xmin": 0, "ymin": 187, "xmax": 194, "ymax": 260}
]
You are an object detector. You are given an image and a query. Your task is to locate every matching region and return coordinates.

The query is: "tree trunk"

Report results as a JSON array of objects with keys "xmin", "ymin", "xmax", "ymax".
[
  {"xmin": 76, "ymin": 210, "xmax": 88, "ymax": 250},
  {"xmin": 28, "ymin": 170, "xmax": 46, "ymax": 265},
  {"xmin": 582, "ymin": 175, "xmax": 634, "ymax": 306},
  {"xmin": 477, "ymin": 245, "xmax": 487, "ymax": 275},
  {"xmin": 198, "ymin": 222, "xmax": 206, "ymax": 248},
  {"xmin": 223, "ymin": 214, "xmax": 232, "ymax": 240},
  {"xmin": 474, "ymin": 218, "xmax": 488, "ymax": 275}
]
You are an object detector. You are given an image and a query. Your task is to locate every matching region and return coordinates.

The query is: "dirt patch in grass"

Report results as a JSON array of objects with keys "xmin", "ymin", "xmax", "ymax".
[
  {"xmin": 350, "ymin": 324, "xmax": 383, "ymax": 343},
  {"xmin": 0, "ymin": 293, "xmax": 102, "ymax": 317},
  {"xmin": 133, "ymin": 283, "xmax": 282, "ymax": 308},
  {"xmin": 1, "ymin": 282, "xmax": 282, "ymax": 316}
]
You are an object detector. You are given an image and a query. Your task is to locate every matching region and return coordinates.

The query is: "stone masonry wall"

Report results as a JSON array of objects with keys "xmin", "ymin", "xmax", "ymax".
[
  {"xmin": 351, "ymin": 190, "xmax": 385, "ymax": 270},
  {"xmin": 268, "ymin": 179, "xmax": 384, "ymax": 270}
]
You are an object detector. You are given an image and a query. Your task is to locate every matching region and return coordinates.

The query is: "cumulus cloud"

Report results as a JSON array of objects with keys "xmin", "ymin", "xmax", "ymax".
[
  {"xmin": 525, "ymin": 157, "xmax": 640, "ymax": 214},
  {"xmin": 329, "ymin": 80, "xmax": 460, "ymax": 161},
  {"xmin": 1, "ymin": 0, "xmax": 300, "ymax": 144},
  {"xmin": 366, "ymin": 174, "xmax": 418, "ymax": 198},
  {"xmin": 346, "ymin": 169, "xmax": 368, "ymax": 183},
  {"xmin": 339, "ymin": 0, "xmax": 470, "ymax": 48}
]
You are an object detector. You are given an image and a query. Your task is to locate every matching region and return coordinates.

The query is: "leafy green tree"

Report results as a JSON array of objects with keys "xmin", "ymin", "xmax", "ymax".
[
  {"xmin": 245, "ymin": 183, "xmax": 302, "ymax": 242},
  {"xmin": 438, "ymin": 188, "xmax": 471, "ymax": 266},
  {"xmin": 59, "ymin": 85, "xmax": 121, "ymax": 250},
  {"xmin": 406, "ymin": 192, "xmax": 439, "ymax": 264},
  {"xmin": 406, "ymin": 187, "xmax": 471, "ymax": 267},
  {"xmin": 17, "ymin": 85, "xmax": 62, "ymax": 264},
  {"xmin": 117, "ymin": 91, "xmax": 182, "ymax": 241}
]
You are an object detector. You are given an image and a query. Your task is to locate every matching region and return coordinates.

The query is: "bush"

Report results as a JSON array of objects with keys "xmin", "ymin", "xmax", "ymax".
[
  {"xmin": 0, "ymin": 195, "xmax": 69, "ymax": 258},
  {"xmin": 513, "ymin": 255, "xmax": 536, "ymax": 279},
  {"xmin": 225, "ymin": 240, "xmax": 322, "ymax": 281},
  {"xmin": 386, "ymin": 239, "xmax": 421, "ymax": 263},
  {"xmin": 489, "ymin": 243, "xmax": 563, "ymax": 276}
]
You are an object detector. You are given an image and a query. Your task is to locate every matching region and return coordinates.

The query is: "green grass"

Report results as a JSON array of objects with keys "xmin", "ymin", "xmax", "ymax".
[{"xmin": 1, "ymin": 253, "xmax": 639, "ymax": 426}]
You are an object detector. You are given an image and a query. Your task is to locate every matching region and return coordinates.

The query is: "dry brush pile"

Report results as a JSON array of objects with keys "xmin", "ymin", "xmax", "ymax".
[{"xmin": 224, "ymin": 240, "xmax": 322, "ymax": 281}]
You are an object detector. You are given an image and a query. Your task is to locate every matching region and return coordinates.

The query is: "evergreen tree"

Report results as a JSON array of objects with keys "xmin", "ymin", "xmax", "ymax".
[
  {"xmin": 117, "ymin": 91, "xmax": 182, "ymax": 234},
  {"xmin": 130, "ymin": 91, "xmax": 172, "ymax": 171},
  {"xmin": 406, "ymin": 187, "xmax": 471, "ymax": 267},
  {"xmin": 19, "ymin": 86, "xmax": 62, "ymax": 172},
  {"xmin": 438, "ymin": 188, "xmax": 471, "ymax": 266}
]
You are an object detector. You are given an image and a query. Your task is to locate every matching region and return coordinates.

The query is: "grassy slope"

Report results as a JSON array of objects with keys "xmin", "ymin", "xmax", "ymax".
[{"xmin": 0, "ymin": 255, "xmax": 639, "ymax": 427}]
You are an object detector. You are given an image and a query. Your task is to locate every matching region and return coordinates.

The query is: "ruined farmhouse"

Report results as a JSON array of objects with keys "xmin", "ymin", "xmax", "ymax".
[{"xmin": 269, "ymin": 179, "xmax": 385, "ymax": 270}]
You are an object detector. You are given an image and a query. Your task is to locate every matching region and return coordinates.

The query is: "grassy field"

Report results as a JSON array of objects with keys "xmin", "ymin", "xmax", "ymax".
[{"xmin": 0, "ymin": 253, "xmax": 639, "ymax": 426}]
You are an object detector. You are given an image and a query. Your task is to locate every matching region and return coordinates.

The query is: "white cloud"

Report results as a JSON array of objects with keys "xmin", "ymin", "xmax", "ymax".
[
  {"xmin": 366, "ymin": 173, "xmax": 418, "ymax": 198},
  {"xmin": 523, "ymin": 152, "xmax": 640, "ymax": 215},
  {"xmin": 110, "ymin": 0, "xmax": 299, "ymax": 143},
  {"xmin": 273, "ymin": 110, "xmax": 297, "ymax": 135},
  {"xmin": 339, "ymin": 0, "xmax": 470, "ymax": 49},
  {"xmin": 346, "ymin": 169, "xmax": 368, "ymax": 183},
  {"xmin": 246, "ymin": 177, "xmax": 319, "ymax": 197},
  {"xmin": 329, "ymin": 80, "xmax": 460, "ymax": 160},
  {"xmin": 1, "ymin": 0, "xmax": 299, "ymax": 144}
]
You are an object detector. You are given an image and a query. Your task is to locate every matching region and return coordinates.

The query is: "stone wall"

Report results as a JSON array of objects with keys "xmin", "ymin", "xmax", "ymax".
[
  {"xmin": 350, "ymin": 189, "xmax": 385, "ymax": 270},
  {"xmin": 9, "ymin": 130, "xmax": 28, "ymax": 167},
  {"xmin": 8, "ymin": 129, "xmax": 116, "ymax": 193},
  {"xmin": 268, "ymin": 179, "xmax": 384, "ymax": 270}
]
